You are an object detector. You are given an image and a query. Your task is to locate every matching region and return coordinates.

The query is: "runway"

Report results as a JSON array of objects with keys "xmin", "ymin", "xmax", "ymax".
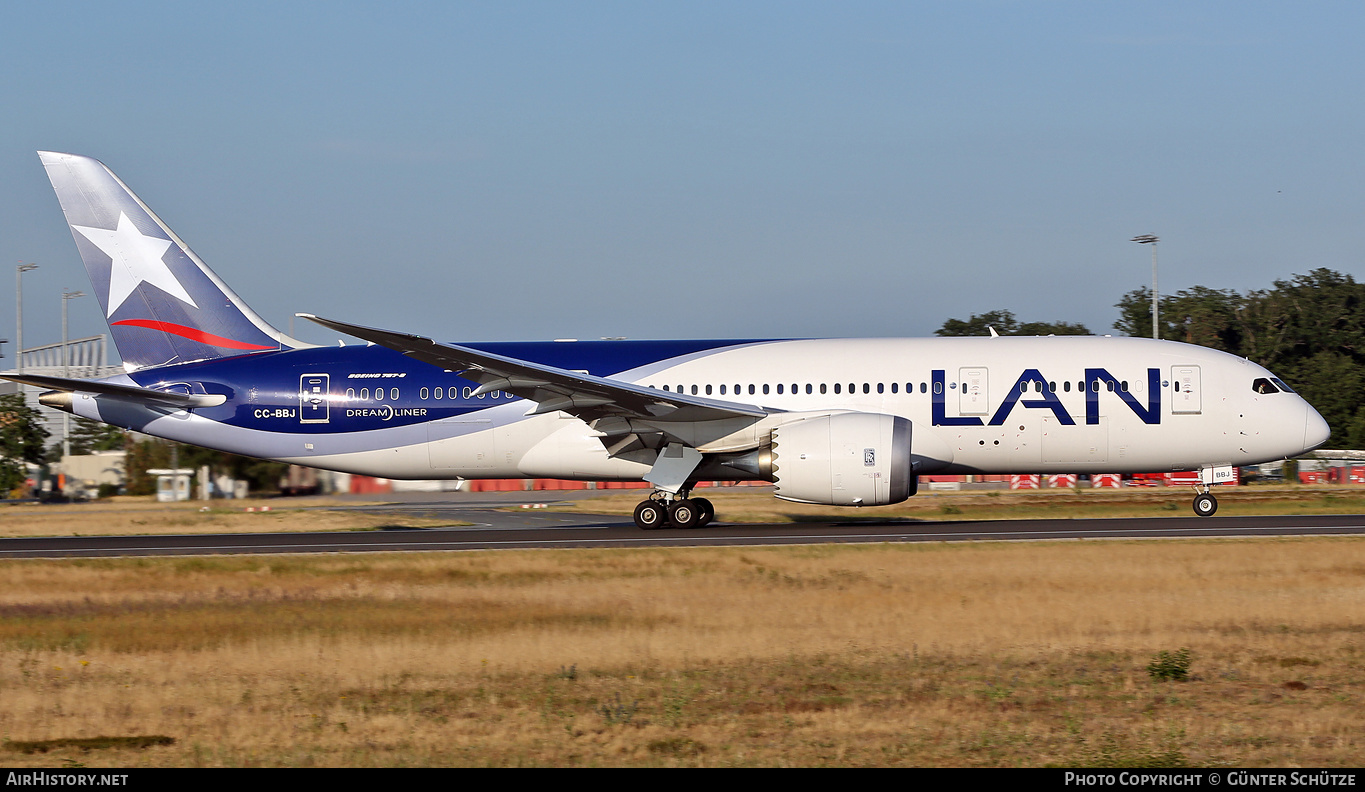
[{"xmin": 3, "ymin": 495, "xmax": 1364, "ymax": 558}]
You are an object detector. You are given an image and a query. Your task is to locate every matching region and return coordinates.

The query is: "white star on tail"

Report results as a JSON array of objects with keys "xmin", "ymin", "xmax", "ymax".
[{"xmin": 71, "ymin": 212, "xmax": 198, "ymax": 314}]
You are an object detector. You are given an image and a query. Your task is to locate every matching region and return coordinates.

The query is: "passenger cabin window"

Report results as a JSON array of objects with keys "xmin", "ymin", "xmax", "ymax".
[{"xmin": 1252, "ymin": 377, "xmax": 1280, "ymax": 394}]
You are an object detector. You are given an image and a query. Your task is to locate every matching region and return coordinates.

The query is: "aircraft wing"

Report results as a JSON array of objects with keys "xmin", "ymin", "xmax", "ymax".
[
  {"xmin": 299, "ymin": 314, "xmax": 771, "ymax": 424},
  {"xmin": 0, "ymin": 373, "xmax": 226, "ymax": 408}
]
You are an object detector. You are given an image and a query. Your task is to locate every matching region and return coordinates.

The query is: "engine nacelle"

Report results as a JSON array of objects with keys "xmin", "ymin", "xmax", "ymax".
[{"xmin": 770, "ymin": 413, "xmax": 915, "ymax": 506}]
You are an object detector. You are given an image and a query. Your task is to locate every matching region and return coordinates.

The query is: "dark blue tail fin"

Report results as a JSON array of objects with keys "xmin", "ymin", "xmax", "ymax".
[{"xmin": 39, "ymin": 152, "xmax": 304, "ymax": 371}]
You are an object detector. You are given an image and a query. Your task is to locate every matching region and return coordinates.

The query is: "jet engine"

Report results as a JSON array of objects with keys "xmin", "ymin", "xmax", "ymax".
[{"xmin": 769, "ymin": 412, "xmax": 915, "ymax": 506}]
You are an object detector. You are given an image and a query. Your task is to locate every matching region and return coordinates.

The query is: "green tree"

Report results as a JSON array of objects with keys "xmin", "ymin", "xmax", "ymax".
[
  {"xmin": 1017, "ymin": 319, "xmax": 1091, "ymax": 336},
  {"xmin": 1113, "ymin": 286, "xmax": 1186, "ymax": 341},
  {"xmin": 1247, "ymin": 270, "xmax": 1365, "ymax": 447},
  {"xmin": 124, "ymin": 436, "xmax": 289, "ymax": 497},
  {"xmin": 937, "ymin": 309, "xmax": 1020, "ymax": 337},
  {"xmin": 1114, "ymin": 269, "xmax": 1365, "ymax": 448},
  {"xmin": 0, "ymin": 393, "xmax": 50, "ymax": 495},
  {"xmin": 66, "ymin": 417, "xmax": 129, "ymax": 456},
  {"xmin": 1164, "ymin": 286, "xmax": 1245, "ymax": 351},
  {"xmin": 1248, "ymin": 269, "xmax": 1365, "ymax": 366},
  {"xmin": 937, "ymin": 310, "xmax": 1089, "ymax": 337}
]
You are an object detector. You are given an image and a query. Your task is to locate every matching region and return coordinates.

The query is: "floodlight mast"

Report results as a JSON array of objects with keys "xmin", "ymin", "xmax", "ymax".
[
  {"xmin": 1131, "ymin": 235, "xmax": 1159, "ymax": 340},
  {"xmin": 16, "ymin": 262, "xmax": 38, "ymax": 373}
]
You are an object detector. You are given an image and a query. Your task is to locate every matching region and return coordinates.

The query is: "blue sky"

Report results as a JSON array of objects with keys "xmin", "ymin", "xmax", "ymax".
[{"xmin": 3, "ymin": 1, "xmax": 1364, "ymax": 355}]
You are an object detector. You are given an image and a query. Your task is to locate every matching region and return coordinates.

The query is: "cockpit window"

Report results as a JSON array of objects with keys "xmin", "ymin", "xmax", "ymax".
[
  {"xmin": 1252, "ymin": 377, "xmax": 1280, "ymax": 394},
  {"xmin": 1270, "ymin": 377, "xmax": 1296, "ymax": 394}
]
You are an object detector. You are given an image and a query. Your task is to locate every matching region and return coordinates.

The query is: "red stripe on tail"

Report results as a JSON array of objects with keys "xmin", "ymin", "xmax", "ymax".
[{"xmin": 111, "ymin": 319, "xmax": 275, "ymax": 351}]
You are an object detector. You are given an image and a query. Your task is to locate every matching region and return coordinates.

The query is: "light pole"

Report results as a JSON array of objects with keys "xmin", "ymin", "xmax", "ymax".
[
  {"xmin": 61, "ymin": 289, "xmax": 85, "ymax": 458},
  {"xmin": 16, "ymin": 263, "xmax": 37, "ymax": 373},
  {"xmin": 1131, "ymin": 235, "xmax": 1159, "ymax": 339}
]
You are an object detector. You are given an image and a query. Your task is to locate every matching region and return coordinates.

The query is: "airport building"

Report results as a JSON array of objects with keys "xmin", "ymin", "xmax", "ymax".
[{"xmin": 0, "ymin": 335, "xmax": 121, "ymax": 449}]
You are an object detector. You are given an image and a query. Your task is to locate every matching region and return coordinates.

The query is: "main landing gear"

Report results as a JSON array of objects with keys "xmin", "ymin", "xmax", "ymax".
[{"xmin": 633, "ymin": 492, "xmax": 715, "ymax": 530}]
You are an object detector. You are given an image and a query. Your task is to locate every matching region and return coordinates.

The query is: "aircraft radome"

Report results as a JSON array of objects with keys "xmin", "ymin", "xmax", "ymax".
[{"xmin": 4, "ymin": 152, "xmax": 1331, "ymax": 528}]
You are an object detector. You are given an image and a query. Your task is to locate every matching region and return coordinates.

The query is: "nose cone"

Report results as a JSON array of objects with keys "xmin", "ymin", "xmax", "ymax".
[{"xmin": 1304, "ymin": 404, "xmax": 1331, "ymax": 453}]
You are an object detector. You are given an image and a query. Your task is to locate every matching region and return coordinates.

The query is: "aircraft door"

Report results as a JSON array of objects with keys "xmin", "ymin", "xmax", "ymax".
[
  {"xmin": 300, "ymin": 373, "xmax": 330, "ymax": 423},
  {"xmin": 959, "ymin": 368, "xmax": 989, "ymax": 416},
  {"xmin": 1171, "ymin": 366, "xmax": 1201, "ymax": 415}
]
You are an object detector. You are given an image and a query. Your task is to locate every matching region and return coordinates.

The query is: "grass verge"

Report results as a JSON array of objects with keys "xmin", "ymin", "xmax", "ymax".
[
  {"xmin": 0, "ymin": 497, "xmax": 462, "ymax": 538},
  {"xmin": 545, "ymin": 485, "xmax": 1365, "ymax": 523}
]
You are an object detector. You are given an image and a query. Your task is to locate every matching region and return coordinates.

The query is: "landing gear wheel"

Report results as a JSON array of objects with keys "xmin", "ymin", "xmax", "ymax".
[
  {"xmin": 1193, "ymin": 493, "xmax": 1218, "ymax": 517},
  {"xmin": 693, "ymin": 497, "xmax": 715, "ymax": 527},
  {"xmin": 668, "ymin": 500, "xmax": 701, "ymax": 529},
  {"xmin": 634, "ymin": 500, "xmax": 667, "ymax": 530}
]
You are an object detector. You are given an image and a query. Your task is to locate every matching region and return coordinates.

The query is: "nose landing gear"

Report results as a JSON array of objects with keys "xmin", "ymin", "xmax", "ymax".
[
  {"xmin": 1192, "ymin": 489, "xmax": 1218, "ymax": 517},
  {"xmin": 1190, "ymin": 465, "xmax": 1233, "ymax": 517}
]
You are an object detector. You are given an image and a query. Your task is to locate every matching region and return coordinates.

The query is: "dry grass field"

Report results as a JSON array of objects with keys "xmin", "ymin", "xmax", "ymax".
[
  {"xmin": 3, "ymin": 484, "xmax": 1364, "ymax": 540},
  {"xmin": 1, "ymin": 529, "xmax": 1362, "ymax": 766},
  {"xmin": 0, "ymin": 497, "xmax": 457, "ymax": 538},
  {"xmin": 558, "ymin": 484, "xmax": 1365, "ymax": 524}
]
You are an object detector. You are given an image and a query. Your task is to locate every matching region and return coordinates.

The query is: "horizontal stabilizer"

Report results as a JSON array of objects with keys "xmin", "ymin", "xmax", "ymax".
[{"xmin": 0, "ymin": 373, "xmax": 226, "ymax": 409}]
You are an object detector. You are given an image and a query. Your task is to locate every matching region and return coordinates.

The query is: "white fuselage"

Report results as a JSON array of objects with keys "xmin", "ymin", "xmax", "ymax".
[{"xmin": 76, "ymin": 335, "xmax": 1327, "ymax": 482}]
